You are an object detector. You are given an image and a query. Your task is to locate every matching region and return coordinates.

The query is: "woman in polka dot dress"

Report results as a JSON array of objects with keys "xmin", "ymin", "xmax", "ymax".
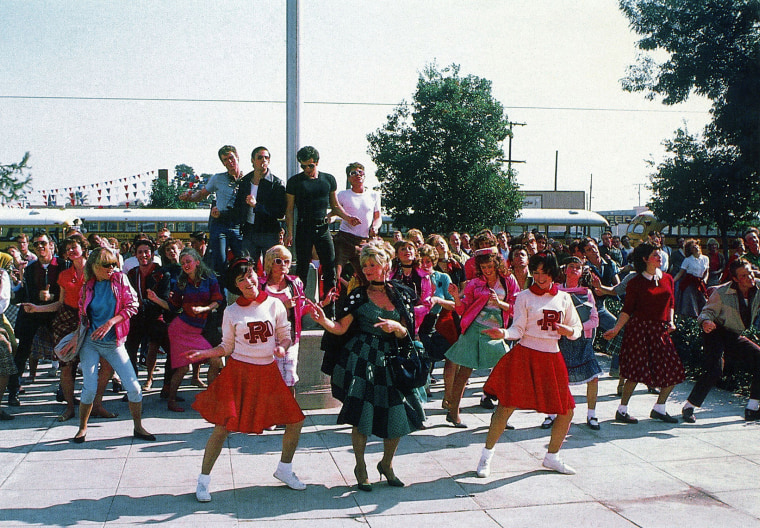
[{"xmin": 604, "ymin": 243, "xmax": 684, "ymax": 425}]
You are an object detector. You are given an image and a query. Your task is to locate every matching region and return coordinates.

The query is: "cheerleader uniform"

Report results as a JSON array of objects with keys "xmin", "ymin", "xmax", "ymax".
[
  {"xmin": 484, "ymin": 284, "xmax": 582, "ymax": 415},
  {"xmin": 192, "ymin": 293, "xmax": 304, "ymax": 434}
]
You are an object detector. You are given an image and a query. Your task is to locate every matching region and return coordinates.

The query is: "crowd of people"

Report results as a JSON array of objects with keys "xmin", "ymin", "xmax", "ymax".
[{"xmin": 2, "ymin": 143, "xmax": 760, "ymax": 503}]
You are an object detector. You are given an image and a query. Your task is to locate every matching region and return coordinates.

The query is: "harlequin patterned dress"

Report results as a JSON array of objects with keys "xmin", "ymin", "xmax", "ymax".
[
  {"xmin": 330, "ymin": 285, "xmax": 425, "ymax": 438},
  {"xmin": 619, "ymin": 272, "xmax": 685, "ymax": 387}
]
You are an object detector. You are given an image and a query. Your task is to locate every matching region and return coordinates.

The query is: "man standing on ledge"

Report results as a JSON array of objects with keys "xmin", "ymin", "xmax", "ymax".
[
  {"xmin": 235, "ymin": 146, "xmax": 287, "ymax": 265},
  {"xmin": 180, "ymin": 145, "xmax": 244, "ymax": 275},
  {"xmin": 285, "ymin": 146, "xmax": 360, "ymax": 305}
]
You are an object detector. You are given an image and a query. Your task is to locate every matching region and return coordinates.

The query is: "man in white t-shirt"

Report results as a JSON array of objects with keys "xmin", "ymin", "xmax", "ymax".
[{"xmin": 333, "ymin": 162, "xmax": 381, "ymax": 280}]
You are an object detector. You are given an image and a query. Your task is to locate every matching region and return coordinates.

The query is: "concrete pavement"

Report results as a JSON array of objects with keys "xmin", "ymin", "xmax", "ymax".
[{"xmin": 2, "ymin": 353, "xmax": 760, "ymax": 527}]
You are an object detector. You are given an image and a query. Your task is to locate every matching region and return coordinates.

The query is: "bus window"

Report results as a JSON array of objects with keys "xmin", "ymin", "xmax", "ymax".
[{"xmin": 124, "ymin": 221, "xmax": 138, "ymax": 233}]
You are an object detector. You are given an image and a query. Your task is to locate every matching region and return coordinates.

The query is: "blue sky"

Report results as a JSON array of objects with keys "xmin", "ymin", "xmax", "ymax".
[{"xmin": 0, "ymin": 0, "xmax": 711, "ymax": 211}]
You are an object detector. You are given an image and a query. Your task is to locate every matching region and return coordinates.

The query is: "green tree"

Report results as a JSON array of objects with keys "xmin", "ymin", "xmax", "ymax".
[
  {"xmin": 620, "ymin": 0, "xmax": 760, "ymax": 172},
  {"xmin": 647, "ymin": 127, "xmax": 759, "ymax": 251},
  {"xmin": 0, "ymin": 152, "xmax": 33, "ymax": 205},
  {"xmin": 367, "ymin": 64, "xmax": 522, "ymax": 234},
  {"xmin": 146, "ymin": 164, "xmax": 208, "ymax": 208}
]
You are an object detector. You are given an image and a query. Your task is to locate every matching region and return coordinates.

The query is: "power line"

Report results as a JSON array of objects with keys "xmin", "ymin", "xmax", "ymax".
[{"xmin": 0, "ymin": 94, "xmax": 709, "ymax": 114}]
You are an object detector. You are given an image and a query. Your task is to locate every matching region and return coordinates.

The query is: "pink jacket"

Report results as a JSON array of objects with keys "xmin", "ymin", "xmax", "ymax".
[
  {"xmin": 456, "ymin": 274, "xmax": 519, "ymax": 334},
  {"xmin": 260, "ymin": 274, "xmax": 306, "ymax": 344},
  {"xmin": 80, "ymin": 271, "xmax": 139, "ymax": 346}
]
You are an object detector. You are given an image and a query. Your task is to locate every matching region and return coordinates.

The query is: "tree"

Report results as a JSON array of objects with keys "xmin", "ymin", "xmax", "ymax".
[
  {"xmin": 0, "ymin": 152, "xmax": 33, "ymax": 205},
  {"xmin": 367, "ymin": 64, "xmax": 522, "ymax": 234},
  {"xmin": 146, "ymin": 164, "xmax": 209, "ymax": 208},
  {"xmin": 647, "ymin": 127, "xmax": 760, "ymax": 251},
  {"xmin": 620, "ymin": 0, "xmax": 760, "ymax": 173}
]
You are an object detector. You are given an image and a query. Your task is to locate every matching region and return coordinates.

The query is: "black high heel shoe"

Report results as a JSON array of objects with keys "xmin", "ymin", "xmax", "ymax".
[
  {"xmin": 354, "ymin": 466, "xmax": 372, "ymax": 492},
  {"xmin": 377, "ymin": 462, "xmax": 404, "ymax": 487}
]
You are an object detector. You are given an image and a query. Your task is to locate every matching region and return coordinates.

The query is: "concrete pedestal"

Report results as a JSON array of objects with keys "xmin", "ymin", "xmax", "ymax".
[{"xmin": 294, "ymin": 329, "xmax": 341, "ymax": 410}]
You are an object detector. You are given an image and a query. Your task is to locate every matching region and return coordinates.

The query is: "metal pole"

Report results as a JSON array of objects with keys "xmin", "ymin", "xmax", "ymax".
[
  {"xmin": 286, "ymin": 0, "xmax": 301, "ymax": 180},
  {"xmin": 554, "ymin": 150, "xmax": 558, "ymax": 191},
  {"xmin": 589, "ymin": 173, "xmax": 593, "ymax": 210}
]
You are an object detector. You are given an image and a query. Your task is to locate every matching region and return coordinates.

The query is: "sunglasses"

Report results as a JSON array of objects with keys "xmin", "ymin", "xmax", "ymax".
[
  {"xmin": 349, "ymin": 170, "xmax": 364, "ymax": 177},
  {"xmin": 300, "ymin": 163, "xmax": 316, "ymax": 170},
  {"xmin": 33, "ymin": 241, "xmax": 48, "ymax": 247},
  {"xmin": 99, "ymin": 262, "xmax": 118, "ymax": 269},
  {"xmin": 274, "ymin": 258, "xmax": 291, "ymax": 266}
]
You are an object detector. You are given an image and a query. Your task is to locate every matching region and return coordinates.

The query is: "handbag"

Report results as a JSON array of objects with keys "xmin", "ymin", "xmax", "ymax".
[
  {"xmin": 54, "ymin": 320, "xmax": 87, "ymax": 363},
  {"xmin": 388, "ymin": 335, "xmax": 431, "ymax": 392}
]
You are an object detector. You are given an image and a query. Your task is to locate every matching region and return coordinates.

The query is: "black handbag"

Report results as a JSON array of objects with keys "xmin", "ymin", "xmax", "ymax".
[{"xmin": 388, "ymin": 335, "xmax": 431, "ymax": 392}]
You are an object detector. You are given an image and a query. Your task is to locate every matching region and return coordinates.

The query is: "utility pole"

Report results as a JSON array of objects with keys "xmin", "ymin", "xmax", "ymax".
[
  {"xmin": 589, "ymin": 173, "xmax": 593, "ymax": 210},
  {"xmin": 497, "ymin": 121, "xmax": 527, "ymax": 172},
  {"xmin": 286, "ymin": 0, "xmax": 301, "ymax": 180},
  {"xmin": 634, "ymin": 183, "xmax": 645, "ymax": 207},
  {"xmin": 554, "ymin": 150, "xmax": 559, "ymax": 191}
]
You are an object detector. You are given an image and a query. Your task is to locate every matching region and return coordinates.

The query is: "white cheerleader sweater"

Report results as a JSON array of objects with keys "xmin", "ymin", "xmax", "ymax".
[
  {"xmin": 502, "ymin": 286, "xmax": 582, "ymax": 353},
  {"xmin": 220, "ymin": 295, "xmax": 292, "ymax": 365}
]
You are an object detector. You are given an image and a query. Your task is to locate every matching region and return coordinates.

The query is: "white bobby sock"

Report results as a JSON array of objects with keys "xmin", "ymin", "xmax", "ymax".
[
  {"xmin": 617, "ymin": 404, "xmax": 628, "ymax": 414},
  {"xmin": 198, "ymin": 473, "xmax": 210, "ymax": 486},
  {"xmin": 587, "ymin": 409, "xmax": 596, "ymax": 419},
  {"xmin": 747, "ymin": 399, "xmax": 760, "ymax": 411},
  {"xmin": 652, "ymin": 403, "xmax": 666, "ymax": 414}
]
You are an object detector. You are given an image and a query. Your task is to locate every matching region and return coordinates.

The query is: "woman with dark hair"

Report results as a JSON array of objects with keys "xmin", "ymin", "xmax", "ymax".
[
  {"xmin": 164, "ymin": 248, "xmax": 223, "ymax": 412},
  {"xmin": 444, "ymin": 249, "xmax": 518, "ymax": 427},
  {"xmin": 604, "ymin": 243, "xmax": 684, "ymax": 424},
  {"xmin": 540, "ymin": 256, "xmax": 602, "ymax": 430},
  {"xmin": 477, "ymin": 251, "xmax": 582, "ymax": 477},
  {"xmin": 69, "ymin": 247, "xmax": 154, "ymax": 443},
  {"xmin": 310, "ymin": 241, "xmax": 424, "ymax": 491},
  {"xmin": 189, "ymin": 258, "xmax": 306, "ymax": 501}
]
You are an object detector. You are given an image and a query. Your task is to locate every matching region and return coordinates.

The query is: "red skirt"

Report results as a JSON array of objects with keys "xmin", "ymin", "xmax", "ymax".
[
  {"xmin": 192, "ymin": 358, "xmax": 305, "ymax": 434},
  {"xmin": 483, "ymin": 344, "xmax": 575, "ymax": 415}
]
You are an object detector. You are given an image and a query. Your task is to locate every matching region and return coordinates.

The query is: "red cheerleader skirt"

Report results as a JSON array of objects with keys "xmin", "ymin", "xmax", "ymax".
[
  {"xmin": 192, "ymin": 358, "xmax": 305, "ymax": 434},
  {"xmin": 483, "ymin": 344, "xmax": 575, "ymax": 415}
]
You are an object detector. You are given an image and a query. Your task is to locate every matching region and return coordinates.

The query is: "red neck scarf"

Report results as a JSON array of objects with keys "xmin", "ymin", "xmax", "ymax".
[
  {"xmin": 529, "ymin": 283, "xmax": 559, "ymax": 296},
  {"xmin": 236, "ymin": 291, "xmax": 268, "ymax": 306}
]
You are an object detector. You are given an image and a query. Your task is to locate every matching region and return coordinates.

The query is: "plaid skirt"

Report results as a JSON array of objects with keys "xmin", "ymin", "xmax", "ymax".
[
  {"xmin": 331, "ymin": 331, "xmax": 425, "ymax": 438},
  {"xmin": 51, "ymin": 305, "xmax": 80, "ymax": 345},
  {"xmin": 619, "ymin": 317, "xmax": 685, "ymax": 387}
]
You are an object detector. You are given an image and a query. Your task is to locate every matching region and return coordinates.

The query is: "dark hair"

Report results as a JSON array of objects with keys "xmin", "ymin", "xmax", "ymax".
[
  {"xmin": 251, "ymin": 146, "xmax": 269, "ymax": 159},
  {"xmin": 729, "ymin": 258, "xmax": 752, "ymax": 279},
  {"xmin": 218, "ymin": 145, "xmax": 237, "ymax": 160},
  {"xmin": 133, "ymin": 238, "xmax": 155, "ymax": 254},
  {"xmin": 189, "ymin": 231, "xmax": 207, "ymax": 243},
  {"xmin": 62, "ymin": 236, "xmax": 85, "ymax": 255},
  {"xmin": 528, "ymin": 251, "xmax": 560, "ymax": 280},
  {"xmin": 472, "ymin": 231, "xmax": 497, "ymax": 251},
  {"xmin": 225, "ymin": 257, "xmax": 256, "ymax": 295},
  {"xmin": 508, "ymin": 244, "xmax": 527, "ymax": 262},
  {"xmin": 632, "ymin": 242, "xmax": 657, "ymax": 274},
  {"xmin": 296, "ymin": 146, "xmax": 319, "ymax": 163},
  {"xmin": 577, "ymin": 237, "xmax": 597, "ymax": 253}
]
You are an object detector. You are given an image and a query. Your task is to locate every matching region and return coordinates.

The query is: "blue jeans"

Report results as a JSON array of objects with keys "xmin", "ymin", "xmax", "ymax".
[
  {"xmin": 79, "ymin": 331, "xmax": 142, "ymax": 404},
  {"xmin": 208, "ymin": 218, "xmax": 243, "ymax": 275}
]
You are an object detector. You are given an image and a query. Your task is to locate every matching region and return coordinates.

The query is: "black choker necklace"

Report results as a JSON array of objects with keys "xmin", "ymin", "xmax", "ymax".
[
  {"xmin": 370, "ymin": 280, "xmax": 386, "ymax": 286},
  {"xmin": 400, "ymin": 264, "xmax": 413, "ymax": 269}
]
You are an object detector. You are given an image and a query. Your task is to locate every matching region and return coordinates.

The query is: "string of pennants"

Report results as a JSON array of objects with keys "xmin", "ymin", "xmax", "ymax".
[{"xmin": 20, "ymin": 171, "xmax": 159, "ymax": 207}]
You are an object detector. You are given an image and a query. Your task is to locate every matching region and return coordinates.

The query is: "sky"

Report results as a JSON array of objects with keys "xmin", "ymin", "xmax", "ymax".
[{"xmin": 0, "ymin": 0, "xmax": 712, "ymax": 212}]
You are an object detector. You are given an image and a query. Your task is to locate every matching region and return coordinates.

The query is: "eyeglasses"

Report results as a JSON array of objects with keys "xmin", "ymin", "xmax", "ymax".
[
  {"xmin": 274, "ymin": 258, "xmax": 291, "ymax": 266},
  {"xmin": 33, "ymin": 241, "xmax": 48, "ymax": 247},
  {"xmin": 300, "ymin": 163, "xmax": 316, "ymax": 170},
  {"xmin": 99, "ymin": 262, "xmax": 118, "ymax": 269},
  {"xmin": 349, "ymin": 170, "xmax": 364, "ymax": 177}
]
